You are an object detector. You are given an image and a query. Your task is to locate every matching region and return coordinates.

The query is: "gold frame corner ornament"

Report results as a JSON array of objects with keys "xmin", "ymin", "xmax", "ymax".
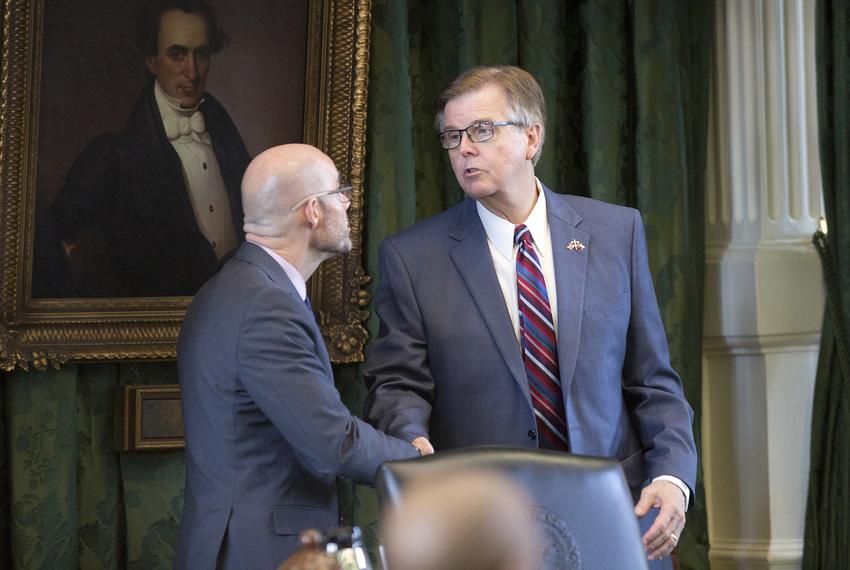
[{"xmin": 0, "ymin": 0, "xmax": 372, "ymax": 371}]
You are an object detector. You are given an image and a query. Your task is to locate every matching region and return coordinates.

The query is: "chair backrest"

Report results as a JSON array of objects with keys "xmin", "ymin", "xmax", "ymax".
[{"xmin": 376, "ymin": 446, "xmax": 648, "ymax": 570}]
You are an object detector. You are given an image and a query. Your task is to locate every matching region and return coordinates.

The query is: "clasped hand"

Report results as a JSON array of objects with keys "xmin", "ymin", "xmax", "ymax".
[{"xmin": 411, "ymin": 437, "xmax": 434, "ymax": 456}]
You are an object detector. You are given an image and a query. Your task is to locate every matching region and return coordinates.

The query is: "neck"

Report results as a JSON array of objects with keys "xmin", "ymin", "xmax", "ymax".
[
  {"xmin": 153, "ymin": 79, "xmax": 202, "ymax": 114},
  {"xmin": 246, "ymin": 234, "xmax": 321, "ymax": 282},
  {"xmin": 478, "ymin": 178, "xmax": 539, "ymax": 224}
]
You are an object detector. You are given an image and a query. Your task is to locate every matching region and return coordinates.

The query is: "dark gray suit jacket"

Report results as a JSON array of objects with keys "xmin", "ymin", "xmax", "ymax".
[
  {"xmin": 176, "ymin": 243, "xmax": 417, "ymax": 569},
  {"xmin": 364, "ymin": 187, "xmax": 697, "ymax": 496}
]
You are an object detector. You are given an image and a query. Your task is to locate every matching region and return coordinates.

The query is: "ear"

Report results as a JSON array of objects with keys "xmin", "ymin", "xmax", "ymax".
[
  {"xmin": 145, "ymin": 56, "xmax": 158, "ymax": 76},
  {"xmin": 303, "ymin": 198, "xmax": 322, "ymax": 229},
  {"xmin": 525, "ymin": 124, "xmax": 542, "ymax": 161}
]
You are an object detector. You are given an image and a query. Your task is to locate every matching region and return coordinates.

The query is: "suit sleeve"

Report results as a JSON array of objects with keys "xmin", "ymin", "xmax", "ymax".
[
  {"xmin": 362, "ymin": 239, "xmax": 434, "ymax": 442},
  {"xmin": 622, "ymin": 209, "xmax": 698, "ymax": 496},
  {"xmin": 236, "ymin": 287, "xmax": 418, "ymax": 485}
]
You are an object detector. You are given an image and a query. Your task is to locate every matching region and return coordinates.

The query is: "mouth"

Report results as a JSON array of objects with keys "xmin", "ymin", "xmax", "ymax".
[{"xmin": 464, "ymin": 167, "xmax": 483, "ymax": 176}]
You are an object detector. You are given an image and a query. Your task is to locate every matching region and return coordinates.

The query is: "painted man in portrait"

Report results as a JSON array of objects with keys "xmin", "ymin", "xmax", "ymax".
[{"xmin": 34, "ymin": 0, "xmax": 250, "ymax": 297}]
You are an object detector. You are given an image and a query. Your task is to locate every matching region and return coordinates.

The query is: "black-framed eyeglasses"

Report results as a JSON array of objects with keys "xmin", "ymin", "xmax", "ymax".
[
  {"xmin": 438, "ymin": 120, "xmax": 519, "ymax": 149},
  {"xmin": 290, "ymin": 185, "xmax": 353, "ymax": 211}
]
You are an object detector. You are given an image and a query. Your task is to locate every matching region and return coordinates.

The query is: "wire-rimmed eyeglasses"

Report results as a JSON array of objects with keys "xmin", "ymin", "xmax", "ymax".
[
  {"xmin": 290, "ymin": 186, "xmax": 353, "ymax": 211},
  {"xmin": 438, "ymin": 120, "xmax": 519, "ymax": 150}
]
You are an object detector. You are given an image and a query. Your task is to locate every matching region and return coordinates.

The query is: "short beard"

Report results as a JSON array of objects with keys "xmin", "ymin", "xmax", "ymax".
[{"xmin": 313, "ymin": 202, "xmax": 352, "ymax": 256}]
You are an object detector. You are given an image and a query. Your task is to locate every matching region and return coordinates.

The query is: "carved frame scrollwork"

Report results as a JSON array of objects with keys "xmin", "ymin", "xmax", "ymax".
[{"xmin": 0, "ymin": 0, "xmax": 372, "ymax": 371}]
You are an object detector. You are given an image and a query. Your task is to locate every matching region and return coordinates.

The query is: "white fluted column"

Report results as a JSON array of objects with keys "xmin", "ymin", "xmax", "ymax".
[{"xmin": 703, "ymin": 1, "xmax": 824, "ymax": 568}]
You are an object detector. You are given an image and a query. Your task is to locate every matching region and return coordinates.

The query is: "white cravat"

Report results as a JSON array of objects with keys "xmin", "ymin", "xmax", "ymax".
[
  {"xmin": 154, "ymin": 81, "xmax": 237, "ymax": 259},
  {"xmin": 163, "ymin": 110, "xmax": 207, "ymax": 143}
]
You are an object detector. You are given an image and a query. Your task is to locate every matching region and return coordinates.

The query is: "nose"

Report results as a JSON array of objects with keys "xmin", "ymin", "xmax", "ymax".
[
  {"xmin": 456, "ymin": 132, "xmax": 478, "ymax": 156},
  {"xmin": 184, "ymin": 53, "xmax": 200, "ymax": 79}
]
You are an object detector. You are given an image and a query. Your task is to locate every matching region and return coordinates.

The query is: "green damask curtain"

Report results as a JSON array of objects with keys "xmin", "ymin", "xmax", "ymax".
[
  {"xmin": 803, "ymin": 1, "xmax": 850, "ymax": 567},
  {"xmin": 362, "ymin": 1, "xmax": 712, "ymax": 568},
  {"xmin": 1, "ymin": 364, "xmax": 185, "ymax": 569}
]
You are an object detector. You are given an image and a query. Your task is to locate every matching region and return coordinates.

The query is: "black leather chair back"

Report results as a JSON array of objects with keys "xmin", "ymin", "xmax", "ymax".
[{"xmin": 376, "ymin": 446, "xmax": 648, "ymax": 570}]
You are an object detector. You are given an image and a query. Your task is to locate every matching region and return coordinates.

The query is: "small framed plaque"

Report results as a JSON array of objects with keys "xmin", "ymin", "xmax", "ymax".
[{"xmin": 113, "ymin": 384, "xmax": 185, "ymax": 452}]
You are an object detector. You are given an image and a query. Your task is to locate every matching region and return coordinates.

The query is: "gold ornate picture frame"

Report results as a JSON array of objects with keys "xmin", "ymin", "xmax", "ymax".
[{"xmin": 0, "ymin": 0, "xmax": 371, "ymax": 371}]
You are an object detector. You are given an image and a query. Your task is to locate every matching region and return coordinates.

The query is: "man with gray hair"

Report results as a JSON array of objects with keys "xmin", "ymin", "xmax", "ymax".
[
  {"xmin": 364, "ymin": 66, "xmax": 697, "ymax": 568},
  {"xmin": 177, "ymin": 144, "xmax": 431, "ymax": 569}
]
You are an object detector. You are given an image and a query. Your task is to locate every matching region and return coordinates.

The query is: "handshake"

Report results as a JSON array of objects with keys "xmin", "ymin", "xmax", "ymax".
[{"xmin": 410, "ymin": 437, "xmax": 435, "ymax": 456}]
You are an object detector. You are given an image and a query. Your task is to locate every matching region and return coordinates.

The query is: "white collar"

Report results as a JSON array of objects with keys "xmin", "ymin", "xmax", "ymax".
[
  {"xmin": 476, "ymin": 178, "xmax": 550, "ymax": 262},
  {"xmin": 153, "ymin": 79, "xmax": 204, "ymax": 119}
]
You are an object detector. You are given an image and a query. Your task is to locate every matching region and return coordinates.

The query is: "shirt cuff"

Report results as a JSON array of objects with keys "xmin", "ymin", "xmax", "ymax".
[{"xmin": 652, "ymin": 475, "xmax": 690, "ymax": 511}]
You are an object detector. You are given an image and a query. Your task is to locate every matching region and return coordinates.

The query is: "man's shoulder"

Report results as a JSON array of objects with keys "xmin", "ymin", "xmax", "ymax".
[
  {"xmin": 546, "ymin": 191, "xmax": 639, "ymax": 232},
  {"xmin": 552, "ymin": 191, "xmax": 637, "ymax": 219},
  {"xmin": 188, "ymin": 253, "xmax": 287, "ymax": 321},
  {"xmin": 384, "ymin": 199, "xmax": 473, "ymax": 248}
]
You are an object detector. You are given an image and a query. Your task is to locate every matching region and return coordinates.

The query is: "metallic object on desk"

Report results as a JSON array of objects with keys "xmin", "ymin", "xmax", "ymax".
[{"xmin": 323, "ymin": 526, "xmax": 372, "ymax": 570}]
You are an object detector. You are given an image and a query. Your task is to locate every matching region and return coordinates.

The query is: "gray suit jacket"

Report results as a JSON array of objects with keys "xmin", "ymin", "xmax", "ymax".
[
  {"xmin": 176, "ymin": 243, "xmax": 418, "ymax": 570},
  {"xmin": 363, "ymin": 187, "xmax": 697, "ymax": 496}
]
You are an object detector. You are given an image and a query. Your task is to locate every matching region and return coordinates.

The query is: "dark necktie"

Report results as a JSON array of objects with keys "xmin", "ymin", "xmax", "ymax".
[{"xmin": 514, "ymin": 224, "xmax": 569, "ymax": 451}]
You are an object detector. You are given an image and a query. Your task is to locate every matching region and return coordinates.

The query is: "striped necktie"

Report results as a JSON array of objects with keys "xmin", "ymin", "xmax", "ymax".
[{"xmin": 514, "ymin": 224, "xmax": 569, "ymax": 451}]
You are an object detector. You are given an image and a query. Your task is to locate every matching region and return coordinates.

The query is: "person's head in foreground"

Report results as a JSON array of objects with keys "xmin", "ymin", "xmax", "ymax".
[{"xmin": 382, "ymin": 471, "xmax": 539, "ymax": 570}]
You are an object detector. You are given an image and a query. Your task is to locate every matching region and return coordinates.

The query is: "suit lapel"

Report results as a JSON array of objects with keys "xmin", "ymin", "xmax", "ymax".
[
  {"xmin": 235, "ymin": 243, "xmax": 333, "ymax": 377},
  {"xmin": 125, "ymin": 83, "xmax": 204, "ymax": 240},
  {"xmin": 449, "ymin": 201, "xmax": 532, "ymax": 408},
  {"xmin": 545, "ymin": 188, "xmax": 590, "ymax": 399}
]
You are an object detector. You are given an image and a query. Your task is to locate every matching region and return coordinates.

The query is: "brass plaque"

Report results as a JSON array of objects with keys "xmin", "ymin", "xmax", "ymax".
[{"xmin": 114, "ymin": 384, "xmax": 185, "ymax": 452}]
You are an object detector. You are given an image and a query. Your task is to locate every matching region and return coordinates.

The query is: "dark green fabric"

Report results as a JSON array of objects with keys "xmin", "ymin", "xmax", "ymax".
[
  {"xmin": 803, "ymin": 1, "xmax": 850, "ymax": 567},
  {"xmin": 0, "ymin": 358, "xmax": 364, "ymax": 570},
  {"xmin": 2, "ymin": 363, "xmax": 183, "ymax": 569},
  {"xmin": 361, "ymin": 1, "xmax": 711, "ymax": 568}
]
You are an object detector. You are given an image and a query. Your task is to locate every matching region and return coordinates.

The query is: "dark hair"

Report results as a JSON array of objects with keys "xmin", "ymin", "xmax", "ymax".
[{"xmin": 136, "ymin": 0, "xmax": 227, "ymax": 57}]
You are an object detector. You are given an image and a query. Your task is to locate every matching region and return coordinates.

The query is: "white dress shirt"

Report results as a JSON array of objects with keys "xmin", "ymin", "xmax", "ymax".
[
  {"xmin": 154, "ymin": 81, "xmax": 237, "ymax": 259},
  {"xmin": 476, "ymin": 181, "xmax": 557, "ymax": 341},
  {"xmin": 476, "ymin": 179, "xmax": 690, "ymax": 508}
]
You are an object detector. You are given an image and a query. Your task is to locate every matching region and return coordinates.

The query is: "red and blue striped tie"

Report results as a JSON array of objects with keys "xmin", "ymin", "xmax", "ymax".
[{"xmin": 515, "ymin": 224, "xmax": 569, "ymax": 451}]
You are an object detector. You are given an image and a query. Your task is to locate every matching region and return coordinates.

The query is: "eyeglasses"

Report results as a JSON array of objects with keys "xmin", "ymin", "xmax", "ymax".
[
  {"xmin": 438, "ymin": 120, "xmax": 519, "ymax": 149},
  {"xmin": 290, "ymin": 186, "xmax": 353, "ymax": 211}
]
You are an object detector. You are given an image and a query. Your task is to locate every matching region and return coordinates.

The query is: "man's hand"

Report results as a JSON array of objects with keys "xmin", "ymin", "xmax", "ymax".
[
  {"xmin": 634, "ymin": 480, "xmax": 686, "ymax": 561},
  {"xmin": 410, "ymin": 436, "xmax": 434, "ymax": 456}
]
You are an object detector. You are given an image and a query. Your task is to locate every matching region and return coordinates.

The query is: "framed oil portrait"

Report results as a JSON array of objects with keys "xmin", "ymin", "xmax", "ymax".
[{"xmin": 0, "ymin": 0, "xmax": 372, "ymax": 370}]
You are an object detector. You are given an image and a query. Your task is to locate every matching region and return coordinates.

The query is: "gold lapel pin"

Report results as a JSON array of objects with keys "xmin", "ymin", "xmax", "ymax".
[{"xmin": 566, "ymin": 240, "xmax": 585, "ymax": 252}]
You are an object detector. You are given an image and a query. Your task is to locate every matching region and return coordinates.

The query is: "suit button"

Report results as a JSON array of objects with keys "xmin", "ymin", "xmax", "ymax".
[{"xmin": 528, "ymin": 429, "xmax": 537, "ymax": 440}]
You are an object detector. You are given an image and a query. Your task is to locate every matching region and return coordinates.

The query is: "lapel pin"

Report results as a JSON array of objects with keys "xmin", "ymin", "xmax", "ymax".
[{"xmin": 566, "ymin": 240, "xmax": 585, "ymax": 252}]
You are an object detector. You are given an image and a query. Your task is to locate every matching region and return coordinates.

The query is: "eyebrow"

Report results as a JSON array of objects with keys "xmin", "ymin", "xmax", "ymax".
[
  {"xmin": 443, "ymin": 119, "xmax": 496, "ymax": 131},
  {"xmin": 166, "ymin": 43, "xmax": 210, "ymax": 52}
]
